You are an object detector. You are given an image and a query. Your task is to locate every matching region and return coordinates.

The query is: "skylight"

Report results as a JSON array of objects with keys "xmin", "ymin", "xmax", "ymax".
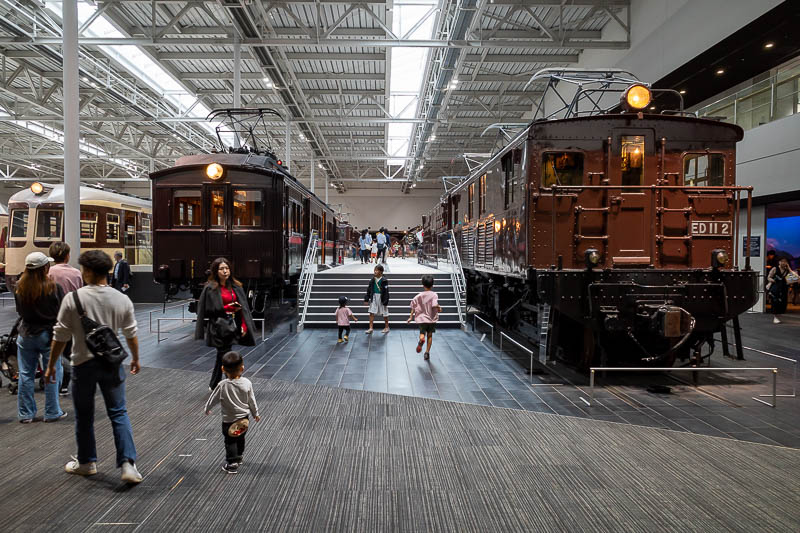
[
  {"xmin": 44, "ymin": 2, "xmax": 221, "ymax": 142},
  {"xmin": 386, "ymin": 0, "xmax": 438, "ymax": 170}
]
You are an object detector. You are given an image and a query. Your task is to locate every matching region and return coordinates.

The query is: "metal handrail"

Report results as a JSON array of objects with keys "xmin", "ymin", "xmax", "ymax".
[
  {"xmin": 446, "ymin": 229, "xmax": 467, "ymax": 327},
  {"xmin": 297, "ymin": 231, "xmax": 320, "ymax": 331}
]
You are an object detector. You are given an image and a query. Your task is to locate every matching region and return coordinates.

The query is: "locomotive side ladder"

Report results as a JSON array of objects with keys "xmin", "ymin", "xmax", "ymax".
[{"xmin": 297, "ymin": 231, "xmax": 320, "ymax": 332}]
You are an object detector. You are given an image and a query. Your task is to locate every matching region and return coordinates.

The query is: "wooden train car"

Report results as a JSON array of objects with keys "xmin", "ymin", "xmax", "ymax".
[
  {"xmin": 5, "ymin": 183, "xmax": 152, "ymax": 284},
  {"xmin": 423, "ymin": 72, "xmax": 758, "ymax": 368},
  {"xmin": 149, "ymin": 153, "xmax": 336, "ymax": 301}
]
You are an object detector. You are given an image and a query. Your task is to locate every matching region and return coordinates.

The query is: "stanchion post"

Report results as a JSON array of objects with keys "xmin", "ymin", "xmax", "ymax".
[
  {"xmin": 773, "ymin": 369, "xmax": 777, "ymax": 408},
  {"xmin": 590, "ymin": 369, "xmax": 595, "ymax": 405}
]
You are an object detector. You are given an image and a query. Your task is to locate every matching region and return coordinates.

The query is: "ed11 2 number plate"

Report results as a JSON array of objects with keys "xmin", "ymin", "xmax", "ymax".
[{"xmin": 690, "ymin": 220, "xmax": 731, "ymax": 236}]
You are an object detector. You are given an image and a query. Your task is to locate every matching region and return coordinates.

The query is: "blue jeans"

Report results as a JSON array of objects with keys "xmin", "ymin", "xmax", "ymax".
[
  {"xmin": 72, "ymin": 359, "xmax": 137, "ymax": 467},
  {"xmin": 17, "ymin": 330, "xmax": 63, "ymax": 421}
]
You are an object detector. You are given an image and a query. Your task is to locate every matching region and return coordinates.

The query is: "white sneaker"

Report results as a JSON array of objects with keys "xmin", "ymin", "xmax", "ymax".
[
  {"xmin": 773, "ymin": 316, "xmax": 781, "ymax": 324},
  {"xmin": 382, "ymin": 327, "xmax": 390, "ymax": 334},
  {"xmin": 121, "ymin": 461, "xmax": 143, "ymax": 484},
  {"xmin": 65, "ymin": 457, "xmax": 97, "ymax": 476},
  {"xmin": 365, "ymin": 329, "xmax": 373, "ymax": 335}
]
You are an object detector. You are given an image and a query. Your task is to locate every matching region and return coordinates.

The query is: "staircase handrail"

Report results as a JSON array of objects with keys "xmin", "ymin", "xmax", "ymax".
[
  {"xmin": 446, "ymin": 229, "xmax": 467, "ymax": 327},
  {"xmin": 297, "ymin": 231, "xmax": 320, "ymax": 330}
]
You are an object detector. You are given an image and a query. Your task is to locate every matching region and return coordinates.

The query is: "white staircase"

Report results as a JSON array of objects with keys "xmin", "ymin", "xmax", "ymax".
[{"xmin": 302, "ymin": 270, "xmax": 462, "ymax": 327}]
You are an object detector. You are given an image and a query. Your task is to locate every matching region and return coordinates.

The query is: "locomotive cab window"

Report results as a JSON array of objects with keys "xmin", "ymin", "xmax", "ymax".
[
  {"xmin": 209, "ymin": 189, "xmax": 225, "ymax": 227},
  {"xmin": 233, "ymin": 189, "xmax": 262, "ymax": 227},
  {"xmin": 620, "ymin": 136, "xmax": 644, "ymax": 186},
  {"xmin": 541, "ymin": 152, "xmax": 584, "ymax": 187},
  {"xmin": 172, "ymin": 189, "xmax": 202, "ymax": 227},
  {"xmin": 468, "ymin": 183, "xmax": 475, "ymax": 221},
  {"xmin": 479, "ymin": 174, "xmax": 487, "ymax": 215},
  {"xmin": 10, "ymin": 209, "xmax": 28, "ymax": 239},
  {"xmin": 683, "ymin": 154, "xmax": 725, "ymax": 186},
  {"xmin": 80, "ymin": 211, "xmax": 98, "ymax": 241},
  {"xmin": 35, "ymin": 210, "xmax": 62, "ymax": 240}
]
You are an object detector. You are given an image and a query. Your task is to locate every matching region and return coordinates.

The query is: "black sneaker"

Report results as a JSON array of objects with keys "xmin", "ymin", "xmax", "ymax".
[
  {"xmin": 222, "ymin": 463, "xmax": 238, "ymax": 474},
  {"xmin": 424, "ymin": 352, "xmax": 430, "ymax": 361},
  {"xmin": 59, "ymin": 388, "xmax": 69, "ymax": 397}
]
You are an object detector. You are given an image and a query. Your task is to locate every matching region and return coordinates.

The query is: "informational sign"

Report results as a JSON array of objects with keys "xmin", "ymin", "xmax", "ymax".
[
  {"xmin": 742, "ymin": 236, "xmax": 761, "ymax": 257},
  {"xmin": 690, "ymin": 220, "xmax": 732, "ymax": 236}
]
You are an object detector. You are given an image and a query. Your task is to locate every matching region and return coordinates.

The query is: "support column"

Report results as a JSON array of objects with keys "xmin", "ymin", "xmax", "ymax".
[
  {"xmin": 325, "ymin": 172, "xmax": 328, "ymax": 203},
  {"xmin": 233, "ymin": 36, "xmax": 241, "ymax": 148},
  {"xmin": 285, "ymin": 119, "xmax": 291, "ymax": 171},
  {"xmin": 63, "ymin": 0, "xmax": 80, "ymax": 266},
  {"xmin": 310, "ymin": 158, "xmax": 315, "ymax": 195}
]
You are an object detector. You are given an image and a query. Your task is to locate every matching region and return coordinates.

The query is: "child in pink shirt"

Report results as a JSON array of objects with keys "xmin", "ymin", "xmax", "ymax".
[
  {"xmin": 406, "ymin": 275, "xmax": 442, "ymax": 361},
  {"xmin": 335, "ymin": 296, "xmax": 358, "ymax": 343}
]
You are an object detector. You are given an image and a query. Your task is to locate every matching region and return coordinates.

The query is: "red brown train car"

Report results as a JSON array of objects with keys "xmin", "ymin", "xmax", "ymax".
[
  {"xmin": 149, "ymin": 152, "xmax": 336, "ymax": 304},
  {"xmin": 424, "ymin": 71, "xmax": 758, "ymax": 368}
]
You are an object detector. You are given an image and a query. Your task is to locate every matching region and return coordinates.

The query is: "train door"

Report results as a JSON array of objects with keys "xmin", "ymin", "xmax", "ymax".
[
  {"xmin": 230, "ymin": 187, "xmax": 266, "ymax": 279},
  {"xmin": 321, "ymin": 211, "xmax": 326, "ymax": 263},
  {"xmin": 204, "ymin": 184, "xmax": 230, "ymax": 265},
  {"xmin": 607, "ymin": 129, "xmax": 655, "ymax": 266}
]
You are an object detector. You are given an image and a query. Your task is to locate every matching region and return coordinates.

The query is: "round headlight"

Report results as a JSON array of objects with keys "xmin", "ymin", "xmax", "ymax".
[
  {"xmin": 30, "ymin": 182, "xmax": 44, "ymax": 195},
  {"xmin": 206, "ymin": 163, "xmax": 224, "ymax": 180},
  {"xmin": 624, "ymin": 84, "xmax": 651, "ymax": 110},
  {"xmin": 588, "ymin": 251, "xmax": 600, "ymax": 264},
  {"xmin": 715, "ymin": 251, "xmax": 728, "ymax": 266}
]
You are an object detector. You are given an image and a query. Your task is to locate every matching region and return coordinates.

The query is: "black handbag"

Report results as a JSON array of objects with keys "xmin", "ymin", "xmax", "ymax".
[
  {"xmin": 211, "ymin": 314, "xmax": 238, "ymax": 342},
  {"xmin": 72, "ymin": 291, "xmax": 128, "ymax": 367}
]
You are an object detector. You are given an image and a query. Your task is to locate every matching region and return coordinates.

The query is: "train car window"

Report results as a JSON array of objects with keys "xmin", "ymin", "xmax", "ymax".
[
  {"xmin": 172, "ymin": 189, "xmax": 202, "ymax": 227},
  {"xmin": 541, "ymin": 152, "xmax": 584, "ymax": 187},
  {"xmin": 620, "ymin": 136, "xmax": 644, "ymax": 186},
  {"xmin": 513, "ymin": 148, "xmax": 522, "ymax": 202},
  {"xmin": 209, "ymin": 189, "xmax": 225, "ymax": 227},
  {"xmin": 233, "ymin": 189, "xmax": 262, "ymax": 227},
  {"xmin": 468, "ymin": 183, "xmax": 475, "ymax": 220},
  {"xmin": 80, "ymin": 211, "xmax": 98, "ymax": 241},
  {"xmin": 107, "ymin": 214, "xmax": 120, "ymax": 243},
  {"xmin": 35, "ymin": 210, "xmax": 62, "ymax": 240},
  {"xmin": 479, "ymin": 174, "xmax": 487, "ymax": 215},
  {"xmin": 683, "ymin": 154, "xmax": 725, "ymax": 186},
  {"xmin": 10, "ymin": 209, "xmax": 28, "ymax": 239},
  {"xmin": 502, "ymin": 153, "xmax": 513, "ymax": 209}
]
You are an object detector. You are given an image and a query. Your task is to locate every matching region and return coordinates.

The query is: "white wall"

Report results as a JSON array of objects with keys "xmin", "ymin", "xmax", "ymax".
[
  {"xmin": 737, "ymin": 204, "xmax": 765, "ymax": 312},
  {"xmin": 334, "ymin": 190, "xmax": 440, "ymax": 230},
  {"xmin": 736, "ymin": 112, "xmax": 800, "ymax": 197}
]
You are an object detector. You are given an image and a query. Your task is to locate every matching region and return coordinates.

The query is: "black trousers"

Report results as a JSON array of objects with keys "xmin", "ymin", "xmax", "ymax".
[
  {"xmin": 338, "ymin": 326, "xmax": 351, "ymax": 339},
  {"xmin": 209, "ymin": 345, "xmax": 232, "ymax": 389},
  {"xmin": 377, "ymin": 245, "xmax": 387, "ymax": 262},
  {"xmin": 360, "ymin": 249, "xmax": 369, "ymax": 263},
  {"xmin": 222, "ymin": 421, "xmax": 246, "ymax": 463},
  {"xmin": 60, "ymin": 340, "xmax": 73, "ymax": 390}
]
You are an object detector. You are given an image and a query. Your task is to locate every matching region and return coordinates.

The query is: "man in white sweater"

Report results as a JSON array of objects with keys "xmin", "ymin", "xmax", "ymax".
[{"xmin": 44, "ymin": 250, "xmax": 142, "ymax": 484}]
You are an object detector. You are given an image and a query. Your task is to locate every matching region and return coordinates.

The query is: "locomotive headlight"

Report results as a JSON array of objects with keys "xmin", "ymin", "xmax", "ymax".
[
  {"xmin": 30, "ymin": 181, "xmax": 45, "ymax": 195},
  {"xmin": 622, "ymin": 84, "xmax": 652, "ymax": 110},
  {"xmin": 711, "ymin": 249, "xmax": 728, "ymax": 269},
  {"xmin": 206, "ymin": 163, "xmax": 224, "ymax": 180},
  {"xmin": 585, "ymin": 248, "xmax": 601, "ymax": 268}
]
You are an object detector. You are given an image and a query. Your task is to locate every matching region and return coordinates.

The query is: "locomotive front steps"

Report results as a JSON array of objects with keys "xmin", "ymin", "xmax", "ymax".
[{"xmin": 301, "ymin": 268, "xmax": 461, "ymax": 328}]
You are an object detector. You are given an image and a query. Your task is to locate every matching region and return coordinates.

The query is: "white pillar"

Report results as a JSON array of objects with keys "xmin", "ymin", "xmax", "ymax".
[
  {"xmin": 310, "ymin": 158, "xmax": 315, "ymax": 195},
  {"xmin": 63, "ymin": 0, "xmax": 80, "ymax": 266},
  {"xmin": 233, "ymin": 37, "xmax": 241, "ymax": 108},
  {"xmin": 325, "ymin": 172, "xmax": 328, "ymax": 203},
  {"xmin": 285, "ymin": 119, "xmax": 291, "ymax": 171}
]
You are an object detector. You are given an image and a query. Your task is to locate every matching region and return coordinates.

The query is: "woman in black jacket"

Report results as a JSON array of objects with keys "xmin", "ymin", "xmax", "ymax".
[
  {"xmin": 195, "ymin": 258, "xmax": 256, "ymax": 389},
  {"xmin": 15, "ymin": 251, "xmax": 65, "ymax": 423},
  {"xmin": 363, "ymin": 263, "xmax": 390, "ymax": 334}
]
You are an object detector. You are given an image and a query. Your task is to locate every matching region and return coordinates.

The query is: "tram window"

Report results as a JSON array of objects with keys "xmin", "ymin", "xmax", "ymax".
[
  {"xmin": 683, "ymin": 154, "xmax": 725, "ymax": 186},
  {"xmin": 140, "ymin": 217, "xmax": 152, "ymax": 247},
  {"xmin": 468, "ymin": 183, "xmax": 475, "ymax": 221},
  {"xmin": 479, "ymin": 174, "xmax": 487, "ymax": 215},
  {"xmin": 209, "ymin": 189, "xmax": 224, "ymax": 227},
  {"xmin": 35, "ymin": 210, "xmax": 62, "ymax": 240},
  {"xmin": 620, "ymin": 136, "xmax": 644, "ymax": 186},
  {"xmin": 541, "ymin": 152, "xmax": 584, "ymax": 187},
  {"xmin": 80, "ymin": 211, "xmax": 98, "ymax": 241},
  {"xmin": 107, "ymin": 214, "xmax": 120, "ymax": 243},
  {"xmin": 10, "ymin": 209, "xmax": 28, "ymax": 239},
  {"xmin": 172, "ymin": 189, "xmax": 202, "ymax": 227},
  {"xmin": 503, "ymin": 153, "xmax": 513, "ymax": 209},
  {"xmin": 233, "ymin": 189, "xmax": 262, "ymax": 227}
]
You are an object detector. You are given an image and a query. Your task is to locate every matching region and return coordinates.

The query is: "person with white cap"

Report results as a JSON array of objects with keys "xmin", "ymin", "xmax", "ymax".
[{"xmin": 14, "ymin": 251, "xmax": 66, "ymax": 423}]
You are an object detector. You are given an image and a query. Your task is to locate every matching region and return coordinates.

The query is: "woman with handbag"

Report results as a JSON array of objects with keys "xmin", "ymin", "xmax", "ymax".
[
  {"xmin": 195, "ymin": 258, "xmax": 256, "ymax": 390},
  {"xmin": 14, "ymin": 251, "xmax": 65, "ymax": 423},
  {"xmin": 766, "ymin": 258, "xmax": 798, "ymax": 324}
]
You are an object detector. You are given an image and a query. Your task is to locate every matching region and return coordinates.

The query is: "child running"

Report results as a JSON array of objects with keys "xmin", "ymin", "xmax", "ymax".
[
  {"xmin": 407, "ymin": 275, "xmax": 442, "ymax": 361},
  {"xmin": 335, "ymin": 296, "xmax": 358, "ymax": 342},
  {"xmin": 364, "ymin": 264, "xmax": 390, "ymax": 334},
  {"xmin": 204, "ymin": 351, "xmax": 260, "ymax": 474}
]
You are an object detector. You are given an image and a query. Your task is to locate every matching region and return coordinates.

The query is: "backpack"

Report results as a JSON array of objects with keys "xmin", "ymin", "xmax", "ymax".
[{"xmin": 72, "ymin": 291, "xmax": 128, "ymax": 367}]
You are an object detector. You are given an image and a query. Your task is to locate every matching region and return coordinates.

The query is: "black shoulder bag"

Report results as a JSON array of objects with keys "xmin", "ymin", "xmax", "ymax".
[{"xmin": 72, "ymin": 291, "xmax": 128, "ymax": 367}]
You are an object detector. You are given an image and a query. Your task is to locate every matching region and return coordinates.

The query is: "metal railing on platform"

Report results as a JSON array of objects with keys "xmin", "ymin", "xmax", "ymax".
[
  {"xmin": 588, "ymin": 366, "xmax": 779, "ymax": 408},
  {"xmin": 446, "ymin": 230, "xmax": 467, "ymax": 328},
  {"xmin": 297, "ymin": 232, "xmax": 320, "ymax": 332},
  {"xmin": 472, "ymin": 314, "xmax": 494, "ymax": 344},
  {"xmin": 500, "ymin": 332, "xmax": 535, "ymax": 384}
]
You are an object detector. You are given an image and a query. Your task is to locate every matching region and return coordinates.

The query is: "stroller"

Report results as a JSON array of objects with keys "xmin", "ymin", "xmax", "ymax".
[{"xmin": 0, "ymin": 317, "xmax": 45, "ymax": 395}]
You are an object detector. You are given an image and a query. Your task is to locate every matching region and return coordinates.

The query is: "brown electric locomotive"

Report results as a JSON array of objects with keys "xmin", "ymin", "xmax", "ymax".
[
  {"xmin": 149, "ymin": 109, "xmax": 337, "ymax": 308},
  {"xmin": 422, "ymin": 70, "xmax": 758, "ymax": 369}
]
